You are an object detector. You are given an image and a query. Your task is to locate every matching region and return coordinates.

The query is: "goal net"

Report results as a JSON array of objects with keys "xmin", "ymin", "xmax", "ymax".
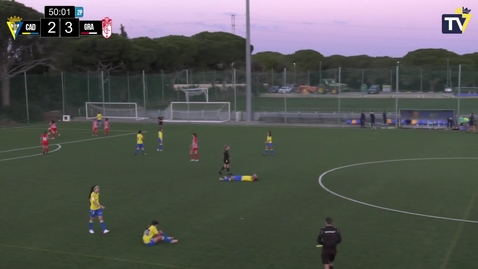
[
  {"xmin": 180, "ymin": 88, "xmax": 209, "ymax": 102},
  {"xmin": 162, "ymin": 102, "xmax": 230, "ymax": 123},
  {"xmin": 85, "ymin": 102, "xmax": 147, "ymax": 120}
]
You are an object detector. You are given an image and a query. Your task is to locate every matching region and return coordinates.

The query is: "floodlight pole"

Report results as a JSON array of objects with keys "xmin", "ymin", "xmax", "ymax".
[
  {"xmin": 24, "ymin": 72, "xmax": 30, "ymax": 123},
  {"xmin": 457, "ymin": 64, "xmax": 461, "ymax": 118},
  {"xmin": 245, "ymin": 0, "xmax": 252, "ymax": 121},
  {"xmin": 101, "ymin": 71, "xmax": 105, "ymax": 115},
  {"xmin": 395, "ymin": 62, "xmax": 399, "ymax": 127},
  {"xmin": 233, "ymin": 68, "xmax": 237, "ymax": 112},
  {"xmin": 338, "ymin": 67, "xmax": 341, "ymax": 124}
]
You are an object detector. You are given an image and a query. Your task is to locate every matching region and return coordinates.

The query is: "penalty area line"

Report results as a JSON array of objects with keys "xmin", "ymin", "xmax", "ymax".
[
  {"xmin": 0, "ymin": 144, "xmax": 61, "ymax": 162},
  {"xmin": 0, "ymin": 244, "xmax": 198, "ymax": 269},
  {"xmin": 23, "ymin": 127, "xmax": 139, "ymax": 133},
  {"xmin": 0, "ymin": 132, "xmax": 142, "ymax": 154}
]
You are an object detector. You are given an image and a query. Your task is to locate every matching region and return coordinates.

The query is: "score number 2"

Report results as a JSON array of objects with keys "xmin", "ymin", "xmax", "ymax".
[
  {"xmin": 47, "ymin": 21, "xmax": 72, "ymax": 34},
  {"xmin": 48, "ymin": 21, "xmax": 56, "ymax": 34}
]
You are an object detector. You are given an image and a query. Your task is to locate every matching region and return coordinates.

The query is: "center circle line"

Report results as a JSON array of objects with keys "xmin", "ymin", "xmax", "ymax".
[{"xmin": 318, "ymin": 157, "xmax": 478, "ymax": 224}]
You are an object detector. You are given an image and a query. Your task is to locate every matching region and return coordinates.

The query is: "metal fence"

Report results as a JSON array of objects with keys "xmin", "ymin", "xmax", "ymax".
[{"xmin": 5, "ymin": 65, "xmax": 478, "ymax": 123}]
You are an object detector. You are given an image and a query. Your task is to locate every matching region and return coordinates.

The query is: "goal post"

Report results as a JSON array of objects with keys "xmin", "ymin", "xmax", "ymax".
[
  {"xmin": 85, "ymin": 102, "xmax": 147, "ymax": 120},
  {"xmin": 179, "ymin": 88, "xmax": 209, "ymax": 102},
  {"xmin": 162, "ymin": 102, "xmax": 230, "ymax": 123}
]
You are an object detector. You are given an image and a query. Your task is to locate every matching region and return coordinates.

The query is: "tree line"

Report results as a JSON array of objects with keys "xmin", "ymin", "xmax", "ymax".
[{"xmin": 1, "ymin": 1, "xmax": 478, "ymax": 121}]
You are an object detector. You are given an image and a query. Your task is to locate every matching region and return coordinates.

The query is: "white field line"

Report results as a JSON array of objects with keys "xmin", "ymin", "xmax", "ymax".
[
  {"xmin": 0, "ymin": 124, "xmax": 46, "ymax": 131},
  {"xmin": 0, "ymin": 132, "xmax": 143, "ymax": 154},
  {"xmin": 318, "ymin": 157, "xmax": 478, "ymax": 224},
  {"xmin": 22, "ymin": 127, "xmax": 139, "ymax": 133},
  {"xmin": 0, "ymin": 144, "xmax": 62, "ymax": 162}
]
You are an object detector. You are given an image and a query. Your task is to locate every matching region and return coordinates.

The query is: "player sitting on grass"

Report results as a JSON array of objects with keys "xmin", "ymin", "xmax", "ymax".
[
  {"xmin": 219, "ymin": 174, "xmax": 258, "ymax": 182},
  {"xmin": 143, "ymin": 220, "xmax": 178, "ymax": 246}
]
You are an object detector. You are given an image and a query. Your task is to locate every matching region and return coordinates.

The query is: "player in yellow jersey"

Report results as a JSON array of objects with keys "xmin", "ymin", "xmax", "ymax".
[
  {"xmin": 96, "ymin": 112, "xmax": 103, "ymax": 127},
  {"xmin": 219, "ymin": 174, "xmax": 258, "ymax": 181},
  {"xmin": 157, "ymin": 128, "xmax": 163, "ymax": 152},
  {"xmin": 88, "ymin": 185, "xmax": 109, "ymax": 234},
  {"xmin": 263, "ymin": 131, "xmax": 274, "ymax": 155},
  {"xmin": 143, "ymin": 220, "xmax": 178, "ymax": 246},
  {"xmin": 135, "ymin": 130, "xmax": 146, "ymax": 155}
]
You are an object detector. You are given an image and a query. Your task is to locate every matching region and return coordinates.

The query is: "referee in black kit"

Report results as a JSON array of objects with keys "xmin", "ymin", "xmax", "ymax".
[
  {"xmin": 219, "ymin": 145, "xmax": 231, "ymax": 175},
  {"xmin": 317, "ymin": 217, "xmax": 342, "ymax": 269}
]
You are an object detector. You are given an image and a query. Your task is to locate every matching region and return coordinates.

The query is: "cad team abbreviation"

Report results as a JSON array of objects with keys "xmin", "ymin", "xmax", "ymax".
[{"xmin": 6, "ymin": 6, "xmax": 112, "ymax": 40}]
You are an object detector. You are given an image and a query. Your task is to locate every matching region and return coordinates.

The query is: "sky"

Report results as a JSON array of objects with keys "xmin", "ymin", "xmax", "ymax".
[{"xmin": 18, "ymin": 0, "xmax": 477, "ymax": 57}]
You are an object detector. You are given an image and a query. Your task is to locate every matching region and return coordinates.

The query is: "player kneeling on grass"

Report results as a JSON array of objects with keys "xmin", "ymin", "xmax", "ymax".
[
  {"xmin": 143, "ymin": 220, "xmax": 178, "ymax": 246},
  {"xmin": 219, "ymin": 174, "xmax": 258, "ymax": 181}
]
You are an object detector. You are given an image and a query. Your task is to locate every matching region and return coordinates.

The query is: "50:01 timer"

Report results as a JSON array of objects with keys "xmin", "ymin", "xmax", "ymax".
[{"xmin": 44, "ymin": 6, "xmax": 75, "ymax": 18}]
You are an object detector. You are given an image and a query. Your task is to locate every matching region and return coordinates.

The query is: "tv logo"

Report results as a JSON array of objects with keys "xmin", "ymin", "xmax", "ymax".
[{"xmin": 442, "ymin": 7, "xmax": 472, "ymax": 34}]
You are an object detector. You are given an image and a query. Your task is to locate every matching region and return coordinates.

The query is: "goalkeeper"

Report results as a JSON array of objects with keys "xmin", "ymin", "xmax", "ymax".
[{"xmin": 219, "ymin": 174, "xmax": 258, "ymax": 182}]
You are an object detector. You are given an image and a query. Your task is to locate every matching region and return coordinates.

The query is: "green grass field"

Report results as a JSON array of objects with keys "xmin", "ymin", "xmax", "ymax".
[
  {"xmin": 229, "ymin": 96, "xmax": 478, "ymax": 113},
  {"xmin": 2, "ymin": 122, "xmax": 478, "ymax": 269}
]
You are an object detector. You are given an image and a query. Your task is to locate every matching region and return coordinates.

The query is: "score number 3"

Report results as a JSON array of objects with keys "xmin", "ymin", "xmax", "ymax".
[{"xmin": 64, "ymin": 21, "xmax": 73, "ymax": 34}]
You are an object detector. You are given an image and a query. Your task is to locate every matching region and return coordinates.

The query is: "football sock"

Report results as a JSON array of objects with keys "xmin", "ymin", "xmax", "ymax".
[
  {"xmin": 226, "ymin": 168, "xmax": 230, "ymax": 172},
  {"xmin": 159, "ymin": 145, "xmax": 163, "ymax": 150},
  {"xmin": 271, "ymin": 150, "xmax": 274, "ymax": 154},
  {"xmin": 100, "ymin": 221, "xmax": 106, "ymax": 231},
  {"xmin": 263, "ymin": 149, "xmax": 268, "ymax": 155},
  {"xmin": 162, "ymin": 235, "xmax": 172, "ymax": 243},
  {"xmin": 196, "ymin": 154, "xmax": 199, "ymax": 159},
  {"xmin": 89, "ymin": 221, "xmax": 93, "ymax": 230},
  {"xmin": 135, "ymin": 149, "xmax": 139, "ymax": 154}
]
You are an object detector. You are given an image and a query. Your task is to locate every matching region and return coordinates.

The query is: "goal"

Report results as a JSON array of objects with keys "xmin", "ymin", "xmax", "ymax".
[
  {"xmin": 85, "ymin": 102, "xmax": 147, "ymax": 120},
  {"xmin": 162, "ymin": 102, "xmax": 230, "ymax": 123},
  {"xmin": 179, "ymin": 88, "xmax": 209, "ymax": 102}
]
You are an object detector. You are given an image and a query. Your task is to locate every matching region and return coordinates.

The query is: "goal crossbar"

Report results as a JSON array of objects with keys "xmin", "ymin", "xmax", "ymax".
[
  {"xmin": 179, "ymin": 88, "xmax": 209, "ymax": 102},
  {"xmin": 162, "ymin": 102, "xmax": 230, "ymax": 123},
  {"xmin": 85, "ymin": 102, "xmax": 147, "ymax": 120}
]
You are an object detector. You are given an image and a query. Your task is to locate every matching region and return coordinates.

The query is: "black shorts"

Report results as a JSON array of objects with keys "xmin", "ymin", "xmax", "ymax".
[
  {"xmin": 321, "ymin": 248, "xmax": 337, "ymax": 264},
  {"xmin": 223, "ymin": 159, "xmax": 229, "ymax": 165}
]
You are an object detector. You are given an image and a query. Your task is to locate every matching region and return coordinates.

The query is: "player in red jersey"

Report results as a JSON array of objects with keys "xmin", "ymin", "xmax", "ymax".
[
  {"xmin": 189, "ymin": 133, "xmax": 199, "ymax": 161},
  {"xmin": 41, "ymin": 131, "xmax": 49, "ymax": 154},
  {"xmin": 104, "ymin": 118, "xmax": 110, "ymax": 136},
  {"xmin": 92, "ymin": 119, "xmax": 98, "ymax": 136},
  {"xmin": 49, "ymin": 120, "xmax": 60, "ymax": 139}
]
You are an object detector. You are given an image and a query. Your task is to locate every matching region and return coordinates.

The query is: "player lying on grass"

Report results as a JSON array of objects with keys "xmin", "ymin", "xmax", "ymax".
[
  {"xmin": 219, "ymin": 174, "xmax": 258, "ymax": 181},
  {"xmin": 143, "ymin": 220, "xmax": 178, "ymax": 246}
]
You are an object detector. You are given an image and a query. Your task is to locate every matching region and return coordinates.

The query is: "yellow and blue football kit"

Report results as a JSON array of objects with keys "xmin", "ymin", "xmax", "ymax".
[
  {"xmin": 157, "ymin": 131, "xmax": 163, "ymax": 151},
  {"xmin": 264, "ymin": 135, "xmax": 274, "ymax": 155},
  {"xmin": 96, "ymin": 113, "xmax": 102, "ymax": 126},
  {"xmin": 143, "ymin": 225, "xmax": 159, "ymax": 245},
  {"xmin": 135, "ymin": 133, "xmax": 147, "ymax": 155},
  {"xmin": 89, "ymin": 192, "xmax": 107, "ymax": 231},
  {"xmin": 223, "ymin": 175, "xmax": 256, "ymax": 182},
  {"xmin": 143, "ymin": 225, "xmax": 174, "ymax": 246}
]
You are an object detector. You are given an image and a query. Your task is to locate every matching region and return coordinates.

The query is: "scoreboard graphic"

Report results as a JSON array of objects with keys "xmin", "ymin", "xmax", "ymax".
[{"xmin": 7, "ymin": 6, "xmax": 112, "ymax": 39}]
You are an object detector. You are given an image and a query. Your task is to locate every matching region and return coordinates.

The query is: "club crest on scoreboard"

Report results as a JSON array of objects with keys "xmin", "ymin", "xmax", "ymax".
[
  {"xmin": 102, "ymin": 17, "xmax": 112, "ymax": 39},
  {"xmin": 6, "ymin": 16, "xmax": 23, "ymax": 40}
]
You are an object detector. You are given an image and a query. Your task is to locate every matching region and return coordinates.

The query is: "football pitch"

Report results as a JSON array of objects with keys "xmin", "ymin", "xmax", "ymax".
[{"xmin": 2, "ymin": 122, "xmax": 478, "ymax": 269}]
